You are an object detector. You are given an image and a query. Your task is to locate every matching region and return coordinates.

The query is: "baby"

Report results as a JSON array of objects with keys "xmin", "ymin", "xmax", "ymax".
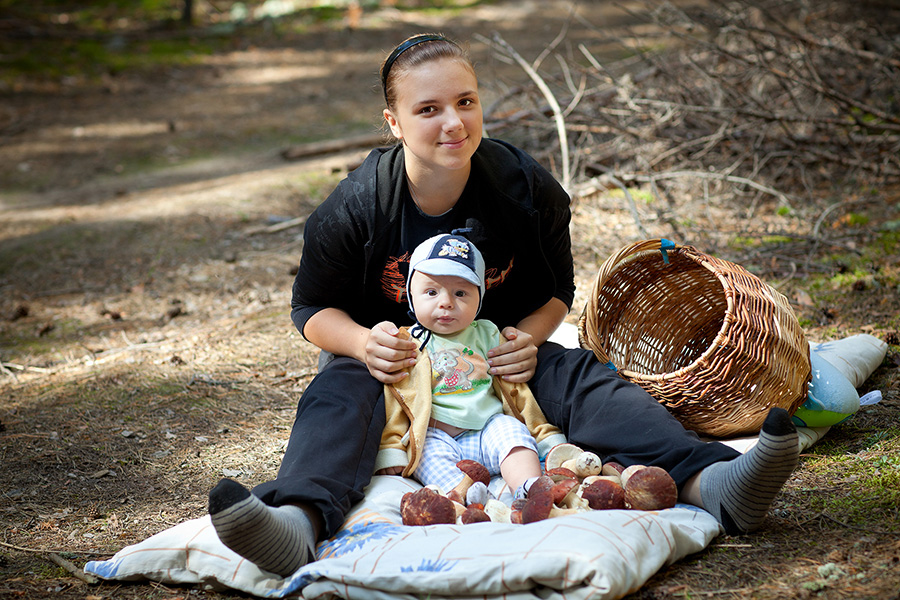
[{"xmin": 377, "ymin": 232, "xmax": 566, "ymax": 501}]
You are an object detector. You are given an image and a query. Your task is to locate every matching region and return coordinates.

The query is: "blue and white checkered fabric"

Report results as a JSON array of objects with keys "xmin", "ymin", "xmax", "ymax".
[{"xmin": 413, "ymin": 413, "xmax": 538, "ymax": 493}]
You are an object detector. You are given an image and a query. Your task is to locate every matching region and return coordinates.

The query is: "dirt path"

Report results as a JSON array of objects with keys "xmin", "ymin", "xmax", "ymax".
[
  {"xmin": 1, "ymin": 0, "xmax": 650, "ymax": 206},
  {"xmin": 2, "ymin": 2, "xmax": 899, "ymax": 599}
]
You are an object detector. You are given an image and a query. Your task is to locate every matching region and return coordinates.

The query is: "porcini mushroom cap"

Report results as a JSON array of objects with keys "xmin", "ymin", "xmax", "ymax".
[
  {"xmin": 623, "ymin": 466, "xmax": 678, "ymax": 511},
  {"xmin": 583, "ymin": 474, "xmax": 622, "ymax": 487},
  {"xmin": 460, "ymin": 506, "xmax": 491, "ymax": 524},
  {"xmin": 551, "ymin": 479, "xmax": 579, "ymax": 505},
  {"xmin": 546, "ymin": 467, "xmax": 578, "ymax": 482},
  {"xmin": 619, "ymin": 464, "xmax": 647, "ymax": 489},
  {"xmin": 401, "ymin": 487, "xmax": 457, "ymax": 526},
  {"xmin": 521, "ymin": 488, "xmax": 555, "ymax": 523},
  {"xmin": 602, "ymin": 462, "xmax": 626, "ymax": 477},
  {"xmin": 581, "ymin": 478, "xmax": 626, "ymax": 510},
  {"xmin": 527, "ymin": 475, "xmax": 555, "ymax": 498},
  {"xmin": 456, "ymin": 459, "xmax": 490, "ymax": 485}
]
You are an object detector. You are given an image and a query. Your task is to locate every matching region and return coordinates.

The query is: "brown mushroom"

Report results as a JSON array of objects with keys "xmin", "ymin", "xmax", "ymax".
[
  {"xmin": 460, "ymin": 505, "xmax": 491, "ymax": 524},
  {"xmin": 521, "ymin": 487, "xmax": 586, "ymax": 523},
  {"xmin": 623, "ymin": 466, "xmax": 678, "ymax": 511},
  {"xmin": 619, "ymin": 464, "xmax": 646, "ymax": 489},
  {"xmin": 582, "ymin": 474, "xmax": 623, "ymax": 487},
  {"xmin": 521, "ymin": 488, "xmax": 555, "ymax": 523},
  {"xmin": 401, "ymin": 487, "xmax": 457, "ymax": 526},
  {"xmin": 551, "ymin": 478, "xmax": 580, "ymax": 505},
  {"xmin": 448, "ymin": 459, "xmax": 491, "ymax": 504},
  {"xmin": 527, "ymin": 475, "xmax": 556, "ymax": 498},
  {"xmin": 581, "ymin": 478, "xmax": 626, "ymax": 510},
  {"xmin": 601, "ymin": 462, "xmax": 626, "ymax": 478},
  {"xmin": 546, "ymin": 467, "xmax": 578, "ymax": 482}
]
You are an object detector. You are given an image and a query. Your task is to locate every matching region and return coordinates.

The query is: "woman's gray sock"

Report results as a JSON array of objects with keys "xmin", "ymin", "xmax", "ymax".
[
  {"xmin": 699, "ymin": 407, "xmax": 799, "ymax": 535},
  {"xmin": 209, "ymin": 478, "xmax": 315, "ymax": 577}
]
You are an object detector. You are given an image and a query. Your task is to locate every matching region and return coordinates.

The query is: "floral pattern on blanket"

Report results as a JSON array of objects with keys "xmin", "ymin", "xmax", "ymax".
[{"xmin": 316, "ymin": 510, "xmax": 404, "ymax": 560}]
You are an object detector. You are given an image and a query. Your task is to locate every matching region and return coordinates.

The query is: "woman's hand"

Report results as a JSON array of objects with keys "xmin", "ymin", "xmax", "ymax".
[
  {"xmin": 375, "ymin": 466, "xmax": 404, "ymax": 476},
  {"xmin": 487, "ymin": 327, "xmax": 538, "ymax": 383},
  {"xmin": 364, "ymin": 321, "xmax": 418, "ymax": 384}
]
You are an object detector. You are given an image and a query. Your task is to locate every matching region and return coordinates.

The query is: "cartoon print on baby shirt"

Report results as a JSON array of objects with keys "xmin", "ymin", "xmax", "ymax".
[{"xmin": 431, "ymin": 347, "xmax": 490, "ymax": 394}]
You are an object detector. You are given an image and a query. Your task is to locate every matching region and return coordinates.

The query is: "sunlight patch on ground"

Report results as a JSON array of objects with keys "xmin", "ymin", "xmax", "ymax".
[
  {"xmin": 223, "ymin": 64, "xmax": 332, "ymax": 86},
  {"xmin": 63, "ymin": 120, "xmax": 172, "ymax": 139}
]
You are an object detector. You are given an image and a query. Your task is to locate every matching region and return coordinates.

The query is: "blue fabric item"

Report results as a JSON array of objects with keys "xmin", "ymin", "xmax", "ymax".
[
  {"xmin": 659, "ymin": 238, "xmax": 677, "ymax": 264},
  {"xmin": 791, "ymin": 349, "xmax": 861, "ymax": 427}
]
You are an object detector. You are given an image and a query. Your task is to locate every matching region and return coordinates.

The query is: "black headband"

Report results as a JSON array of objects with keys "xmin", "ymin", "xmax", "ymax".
[{"xmin": 381, "ymin": 34, "xmax": 450, "ymax": 103}]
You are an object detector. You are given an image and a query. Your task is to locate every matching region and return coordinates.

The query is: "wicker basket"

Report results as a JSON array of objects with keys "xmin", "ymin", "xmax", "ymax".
[{"xmin": 578, "ymin": 239, "xmax": 811, "ymax": 438}]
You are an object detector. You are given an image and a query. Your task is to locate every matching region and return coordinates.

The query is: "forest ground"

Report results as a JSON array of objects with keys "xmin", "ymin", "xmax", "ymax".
[{"xmin": 2, "ymin": 1, "xmax": 899, "ymax": 599}]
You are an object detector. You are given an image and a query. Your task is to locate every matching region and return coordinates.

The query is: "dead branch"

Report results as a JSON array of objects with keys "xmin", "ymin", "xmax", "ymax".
[
  {"xmin": 281, "ymin": 132, "xmax": 385, "ymax": 161},
  {"xmin": 483, "ymin": 0, "xmax": 899, "ymax": 256},
  {"xmin": 45, "ymin": 552, "xmax": 99, "ymax": 585},
  {"xmin": 243, "ymin": 215, "xmax": 307, "ymax": 236},
  {"xmin": 486, "ymin": 33, "xmax": 572, "ymax": 191}
]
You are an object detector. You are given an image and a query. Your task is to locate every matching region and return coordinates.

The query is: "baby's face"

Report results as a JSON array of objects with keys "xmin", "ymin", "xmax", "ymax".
[{"xmin": 409, "ymin": 271, "xmax": 479, "ymax": 335}]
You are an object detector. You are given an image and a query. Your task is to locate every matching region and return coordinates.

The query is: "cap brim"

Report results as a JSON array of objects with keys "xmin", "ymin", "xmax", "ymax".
[{"xmin": 414, "ymin": 258, "xmax": 482, "ymax": 290}]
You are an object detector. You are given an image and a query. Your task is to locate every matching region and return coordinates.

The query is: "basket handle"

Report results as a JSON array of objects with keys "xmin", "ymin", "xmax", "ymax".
[{"xmin": 579, "ymin": 238, "xmax": 684, "ymax": 365}]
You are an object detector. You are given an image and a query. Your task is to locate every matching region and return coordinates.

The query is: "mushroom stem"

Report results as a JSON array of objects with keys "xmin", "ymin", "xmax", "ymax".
[{"xmin": 448, "ymin": 475, "xmax": 475, "ymax": 504}]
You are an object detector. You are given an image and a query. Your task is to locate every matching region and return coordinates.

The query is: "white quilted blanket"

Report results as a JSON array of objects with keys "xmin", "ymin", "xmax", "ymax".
[{"xmin": 86, "ymin": 476, "xmax": 723, "ymax": 599}]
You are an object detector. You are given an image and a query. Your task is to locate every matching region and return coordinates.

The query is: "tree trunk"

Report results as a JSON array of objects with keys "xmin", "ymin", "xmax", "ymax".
[{"xmin": 181, "ymin": 0, "xmax": 193, "ymax": 25}]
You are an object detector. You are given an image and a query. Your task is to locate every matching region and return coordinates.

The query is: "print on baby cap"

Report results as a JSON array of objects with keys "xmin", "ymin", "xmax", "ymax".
[{"xmin": 440, "ymin": 238, "xmax": 471, "ymax": 260}]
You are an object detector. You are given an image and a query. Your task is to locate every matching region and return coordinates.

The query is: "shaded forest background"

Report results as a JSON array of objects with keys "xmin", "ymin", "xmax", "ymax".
[{"xmin": 1, "ymin": 1, "xmax": 899, "ymax": 599}]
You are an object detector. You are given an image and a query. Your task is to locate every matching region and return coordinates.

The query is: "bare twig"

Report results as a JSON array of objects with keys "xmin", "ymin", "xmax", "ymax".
[
  {"xmin": 280, "ymin": 132, "xmax": 384, "ymax": 161},
  {"xmin": 244, "ymin": 215, "xmax": 307, "ymax": 236},
  {"xmin": 1, "ymin": 361, "xmax": 19, "ymax": 381},
  {"xmin": 0, "ymin": 540, "xmax": 107, "ymax": 556},
  {"xmin": 45, "ymin": 552, "xmax": 100, "ymax": 584},
  {"xmin": 617, "ymin": 169, "xmax": 795, "ymax": 209},
  {"xmin": 489, "ymin": 33, "xmax": 572, "ymax": 191}
]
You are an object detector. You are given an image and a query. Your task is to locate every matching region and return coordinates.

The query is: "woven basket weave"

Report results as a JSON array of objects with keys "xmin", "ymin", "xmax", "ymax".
[{"xmin": 578, "ymin": 239, "xmax": 811, "ymax": 437}]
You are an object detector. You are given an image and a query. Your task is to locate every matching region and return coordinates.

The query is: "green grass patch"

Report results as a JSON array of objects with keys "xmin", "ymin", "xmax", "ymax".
[
  {"xmin": 845, "ymin": 212, "xmax": 870, "ymax": 226},
  {"xmin": 800, "ymin": 428, "xmax": 900, "ymax": 530},
  {"xmin": 0, "ymin": 0, "xmax": 504, "ymax": 84},
  {"xmin": 0, "ymin": 36, "xmax": 218, "ymax": 84},
  {"xmin": 607, "ymin": 187, "xmax": 655, "ymax": 204},
  {"xmin": 794, "ymin": 228, "xmax": 900, "ymax": 302},
  {"xmin": 728, "ymin": 234, "xmax": 796, "ymax": 249},
  {"xmin": 0, "ymin": 0, "xmax": 185, "ymax": 29}
]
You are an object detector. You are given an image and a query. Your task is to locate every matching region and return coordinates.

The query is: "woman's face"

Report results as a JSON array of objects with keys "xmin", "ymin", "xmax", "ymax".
[{"xmin": 383, "ymin": 58, "xmax": 483, "ymax": 174}]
